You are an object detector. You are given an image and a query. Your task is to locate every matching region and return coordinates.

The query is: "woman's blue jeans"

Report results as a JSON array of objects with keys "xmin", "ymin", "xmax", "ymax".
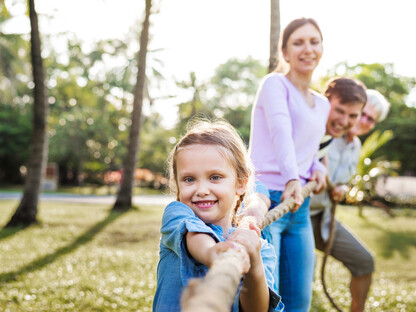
[{"xmin": 262, "ymin": 190, "xmax": 315, "ymax": 312}]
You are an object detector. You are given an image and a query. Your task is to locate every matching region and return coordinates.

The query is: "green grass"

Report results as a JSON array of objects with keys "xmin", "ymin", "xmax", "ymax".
[
  {"xmin": 1, "ymin": 201, "xmax": 415, "ymax": 311},
  {"xmin": 0, "ymin": 200, "xmax": 163, "ymax": 312}
]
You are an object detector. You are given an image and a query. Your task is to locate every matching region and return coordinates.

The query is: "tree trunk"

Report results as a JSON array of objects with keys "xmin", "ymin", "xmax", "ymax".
[
  {"xmin": 6, "ymin": 0, "xmax": 48, "ymax": 227},
  {"xmin": 358, "ymin": 202, "xmax": 364, "ymax": 217},
  {"xmin": 268, "ymin": 0, "xmax": 280, "ymax": 73},
  {"xmin": 113, "ymin": 0, "xmax": 152, "ymax": 210}
]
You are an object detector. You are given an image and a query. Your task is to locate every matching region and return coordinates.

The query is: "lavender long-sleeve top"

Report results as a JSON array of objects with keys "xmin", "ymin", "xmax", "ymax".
[{"xmin": 249, "ymin": 73, "xmax": 330, "ymax": 191}]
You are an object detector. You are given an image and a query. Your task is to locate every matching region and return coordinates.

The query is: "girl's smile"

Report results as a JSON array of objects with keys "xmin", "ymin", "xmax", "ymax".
[{"xmin": 192, "ymin": 200, "xmax": 217, "ymax": 209}]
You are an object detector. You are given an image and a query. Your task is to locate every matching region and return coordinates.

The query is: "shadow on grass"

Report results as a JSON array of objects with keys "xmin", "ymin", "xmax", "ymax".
[
  {"xmin": 0, "ymin": 226, "xmax": 26, "ymax": 242},
  {"xmin": 0, "ymin": 210, "xmax": 126, "ymax": 285},
  {"xmin": 0, "ymin": 203, "xmax": 28, "ymax": 241},
  {"xmin": 361, "ymin": 216, "xmax": 416, "ymax": 259}
]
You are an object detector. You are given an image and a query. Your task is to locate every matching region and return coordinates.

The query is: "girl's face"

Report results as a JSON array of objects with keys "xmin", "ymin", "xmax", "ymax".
[
  {"xmin": 176, "ymin": 144, "xmax": 245, "ymax": 232},
  {"xmin": 283, "ymin": 23, "xmax": 323, "ymax": 75}
]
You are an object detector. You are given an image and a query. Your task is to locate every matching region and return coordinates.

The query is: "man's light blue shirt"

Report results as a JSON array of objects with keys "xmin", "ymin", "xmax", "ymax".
[{"xmin": 310, "ymin": 135, "xmax": 361, "ymax": 240}]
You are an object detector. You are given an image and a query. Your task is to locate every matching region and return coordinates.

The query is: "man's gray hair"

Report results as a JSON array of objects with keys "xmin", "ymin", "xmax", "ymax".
[{"xmin": 366, "ymin": 89, "xmax": 391, "ymax": 122}]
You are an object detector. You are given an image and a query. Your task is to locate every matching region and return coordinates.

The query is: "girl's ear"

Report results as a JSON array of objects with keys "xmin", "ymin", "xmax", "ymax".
[{"xmin": 236, "ymin": 179, "xmax": 247, "ymax": 196}]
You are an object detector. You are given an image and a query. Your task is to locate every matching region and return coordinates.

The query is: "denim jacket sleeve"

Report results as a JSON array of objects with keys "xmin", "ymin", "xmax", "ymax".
[{"xmin": 160, "ymin": 201, "xmax": 220, "ymax": 285}]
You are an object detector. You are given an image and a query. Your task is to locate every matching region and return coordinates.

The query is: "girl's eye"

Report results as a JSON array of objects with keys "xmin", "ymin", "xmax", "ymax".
[
  {"xmin": 311, "ymin": 39, "xmax": 321, "ymax": 45},
  {"xmin": 184, "ymin": 177, "xmax": 194, "ymax": 183},
  {"xmin": 211, "ymin": 175, "xmax": 222, "ymax": 181}
]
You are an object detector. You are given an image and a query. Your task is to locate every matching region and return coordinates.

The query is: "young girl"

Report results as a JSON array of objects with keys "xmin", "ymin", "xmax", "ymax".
[{"xmin": 152, "ymin": 120, "xmax": 284, "ymax": 312}]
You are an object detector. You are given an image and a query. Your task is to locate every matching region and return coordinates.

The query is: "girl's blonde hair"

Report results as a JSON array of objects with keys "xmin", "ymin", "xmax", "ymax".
[{"xmin": 167, "ymin": 118, "xmax": 254, "ymax": 224}]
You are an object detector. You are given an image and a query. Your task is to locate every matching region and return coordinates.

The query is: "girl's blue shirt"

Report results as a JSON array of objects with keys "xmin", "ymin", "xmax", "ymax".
[{"xmin": 152, "ymin": 201, "xmax": 284, "ymax": 312}]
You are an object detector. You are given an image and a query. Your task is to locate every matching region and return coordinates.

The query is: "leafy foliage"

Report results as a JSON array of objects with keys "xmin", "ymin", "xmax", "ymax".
[
  {"xmin": 375, "ymin": 103, "xmax": 416, "ymax": 175},
  {"xmin": 2, "ymin": 5, "xmax": 415, "ymax": 188},
  {"xmin": 45, "ymin": 39, "xmax": 131, "ymax": 185},
  {"xmin": 208, "ymin": 57, "xmax": 266, "ymax": 143},
  {"xmin": 346, "ymin": 130, "xmax": 399, "ymax": 204},
  {"xmin": 0, "ymin": 4, "xmax": 32, "ymax": 184},
  {"xmin": 138, "ymin": 113, "xmax": 176, "ymax": 175},
  {"xmin": 174, "ymin": 57, "xmax": 266, "ymax": 144},
  {"xmin": 0, "ymin": 103, "xmax": 32, "ymax": 183}
]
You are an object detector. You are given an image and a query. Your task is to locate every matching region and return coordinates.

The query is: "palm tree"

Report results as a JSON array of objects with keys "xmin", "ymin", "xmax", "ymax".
[
  {"xmin": 175, "ymin": 72, "xmax": 212, "ymax": 134},
  {"xmin": 268, "ymin": 0, "xmax": 280, "ymax": 73},
  {"xmin": 113, "ymin": 0, "xmax": 152, "ymax": 210},
  {"xmin": 6, "ymin": 0, "xmax": 49, "ymax": 227}
]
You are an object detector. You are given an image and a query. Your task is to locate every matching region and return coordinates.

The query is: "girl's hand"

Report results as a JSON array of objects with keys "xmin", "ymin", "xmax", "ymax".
[
  {"xmin": 206, "ymin": 241, "xmax": 235, "ymax": 265},
  {"xmin": 226, "ymin": 228, "xmax": 262, "ymax": 274},
  {"xmin": 281, "ymin": 179, "xmax": 303, "ymax": 212},
  {"xmin": 240, "ymin": 193, "xmax": 270, "ymax": 228},
  {"xmin": 231, "ymin": 227, "xmax": 269, "ymax": 312},
  {"xmin": 310, "ymin": 169, "xmax": 327, "ymax": 194}
]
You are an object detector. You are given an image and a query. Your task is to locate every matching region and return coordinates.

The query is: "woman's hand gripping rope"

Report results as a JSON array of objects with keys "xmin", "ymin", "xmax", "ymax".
[{"xmin": 263, "ymin": 181, "xmax": 317, "ymax": 227}]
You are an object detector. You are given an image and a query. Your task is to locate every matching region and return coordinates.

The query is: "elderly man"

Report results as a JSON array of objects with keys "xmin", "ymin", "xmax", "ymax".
[{"xmin": 310, "ymin": 88, "xmax": 391, "ymax": 312}]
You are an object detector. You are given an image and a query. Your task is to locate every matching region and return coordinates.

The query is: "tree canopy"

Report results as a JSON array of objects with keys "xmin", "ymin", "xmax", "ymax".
[{"xmin": 1, "ymin": 5, "xmax": 415, "ymax": 188}]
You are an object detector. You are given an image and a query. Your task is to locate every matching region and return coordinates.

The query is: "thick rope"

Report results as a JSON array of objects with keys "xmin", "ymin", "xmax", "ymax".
[
  {"xmin": 181, "ymin": 217, "xmax": 254, "ymax": 312},
  {"xmin": 181, "ymin": 181, "xmax": 317, "ymax": 312},
  {"xmin": 320, "ymin": 181, "xmax": 344, "ymax": 312},
  {"xmin": 180, "ymin": 249, "xmax": 246, "ymax": 312}
]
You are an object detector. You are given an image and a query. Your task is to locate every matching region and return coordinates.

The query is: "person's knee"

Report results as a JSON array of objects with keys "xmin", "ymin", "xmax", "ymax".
[
  {"xmin": 352, "ymin": 252, "xmax": 375, "ymax": 277},
  {"xmin": 364, "ymin": 254, "xmax": 375, "ymax": 275}
]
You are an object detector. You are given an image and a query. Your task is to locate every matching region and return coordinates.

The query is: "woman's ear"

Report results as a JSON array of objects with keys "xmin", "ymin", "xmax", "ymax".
[{"xmin": 282, "ymin": 49, "xmax": 289, "ymax": 62}]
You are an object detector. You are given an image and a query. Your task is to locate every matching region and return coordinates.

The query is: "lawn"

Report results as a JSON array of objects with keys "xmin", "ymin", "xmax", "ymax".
[
  {"xmin": 310, "ymin": 206, "xmax": 416, "ymax": 311},
  {"xmin": 1, "ymin": 199, "xmax": 415, "ymax": 311}
]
